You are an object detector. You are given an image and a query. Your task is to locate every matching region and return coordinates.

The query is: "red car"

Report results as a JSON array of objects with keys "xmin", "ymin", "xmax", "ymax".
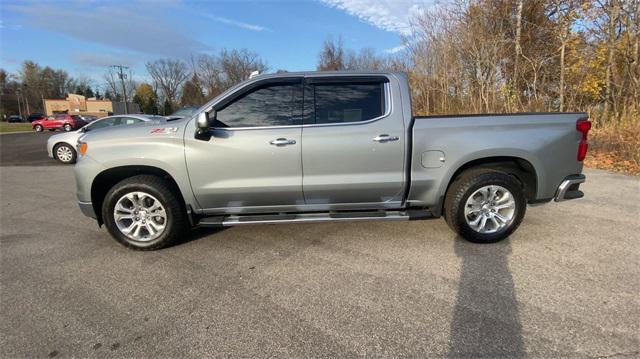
[{"xmin": 32, "ymin": 114, "xmax": 89, "ymax": 132}]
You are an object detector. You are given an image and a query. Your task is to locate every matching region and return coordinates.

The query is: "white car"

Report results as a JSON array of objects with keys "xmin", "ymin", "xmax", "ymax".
[{"xmin": 47, "ymin": 114, "xmax": 166, "ymax": 164}]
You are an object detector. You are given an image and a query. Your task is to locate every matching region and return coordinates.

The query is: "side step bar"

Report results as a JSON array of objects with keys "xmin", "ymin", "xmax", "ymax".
[{"xmin": 197, "ymin": 210, "xmax": 433, "ymax": 227}]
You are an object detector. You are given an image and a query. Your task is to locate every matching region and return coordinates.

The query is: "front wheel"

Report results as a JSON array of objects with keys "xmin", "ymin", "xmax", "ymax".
[
  {"xmin": 53, "ymin": 143, "xmax": 76, "ymax": 164},
  {"xmin": 63, "ymin": 123, "xmax": 72, "ymax": 131},
  {"xmin": 444, "ymin": 169, "xmax": 526, "ymax": 243},
  {"xmin": 102, "ymin": 175, "xmax": 188, "ymax": 250},
  {"xmin": 34, "ymin": 125, "xmax": 43, "ymax": 132}
]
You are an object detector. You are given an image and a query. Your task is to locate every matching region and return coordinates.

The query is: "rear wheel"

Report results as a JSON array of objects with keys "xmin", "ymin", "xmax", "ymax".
[
  {"xmin": 444, "ymin": 169, "xmax": 526, "ymax": 243},
  {"xmin": 63, "ymin": 123, "xmax": 72, "ymax": 132},
  {"xmin": 102, "ymin": 175, "xmax": 188, "ymax": 250},
  {"xmin": 34, "ymin": 125, "xmax": 43, "ymax": 132},
  {"xmin": 53, "ymin": 143, "xmax": 76, "ymax": 164}
]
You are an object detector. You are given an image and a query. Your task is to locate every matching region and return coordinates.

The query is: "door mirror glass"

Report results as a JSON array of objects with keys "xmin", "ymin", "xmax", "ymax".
[{"xmin": 196, "ymin": 111, "xmax": 210, "ymax": 130}]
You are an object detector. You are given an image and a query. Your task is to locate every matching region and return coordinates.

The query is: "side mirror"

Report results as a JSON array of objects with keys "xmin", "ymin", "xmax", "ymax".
[
  {"xmin": 195, "ymin": 110, "xmax": 214, "ymax": 140},
  {"xmin": 197, "ymin": 111, "xmax": 211, "ymax": 130}
]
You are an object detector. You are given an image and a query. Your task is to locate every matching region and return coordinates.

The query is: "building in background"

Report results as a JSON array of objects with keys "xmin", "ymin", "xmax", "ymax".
[{"xmin": 43, "ymin": 94, "xmax": 140, "ymax": 118}]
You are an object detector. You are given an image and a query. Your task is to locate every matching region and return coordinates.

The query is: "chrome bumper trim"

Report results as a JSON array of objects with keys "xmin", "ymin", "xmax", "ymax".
[
  {"xmin": 78, "ymin": 201, "xmax": 96, "ymax": 219},
  {"xmin": 554, "ymin": 175, "xmax": 586, "ymax": 202}
]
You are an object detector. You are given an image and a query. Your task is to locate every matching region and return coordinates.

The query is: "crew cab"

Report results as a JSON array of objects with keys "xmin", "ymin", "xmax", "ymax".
[
  {"xmin": 33, "ymin": 114, "xmax": 88, "ymax": 132},
  {"xmin": 74, "ymin": 71, "xmax": 589, "ymax": 250}
]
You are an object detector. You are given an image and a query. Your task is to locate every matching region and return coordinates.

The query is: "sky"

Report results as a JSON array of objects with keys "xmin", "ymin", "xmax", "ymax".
[{"xmin": 0, "ymin": 0, "xmax": 434, "ymax": 88}]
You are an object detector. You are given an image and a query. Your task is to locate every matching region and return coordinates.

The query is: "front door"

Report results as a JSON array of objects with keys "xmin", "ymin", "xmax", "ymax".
[
  {"xmin": 185, "ymin": 78, "xmax": 304, "ymax": 214},
  {"xmin": 301, "ymin": 76, "xmax": 406, "ymax": 209}
]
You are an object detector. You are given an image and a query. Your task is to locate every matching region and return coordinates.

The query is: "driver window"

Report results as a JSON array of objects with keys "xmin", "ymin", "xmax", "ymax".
[{"xmin": 216, "ymin": 82, "xmax": 299, "ymax": 128}]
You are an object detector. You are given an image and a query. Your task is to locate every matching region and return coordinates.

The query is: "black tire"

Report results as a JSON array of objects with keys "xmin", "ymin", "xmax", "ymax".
[
  {"xmin": 53, "ymin": 143, "xmax": 77, "ymax": 164},
  {"xmin": 34, "ymin": 125, "xmax": 43, "ymax": 132},
  {"xmin": 102, "ymin": 175, "xmax": 189, "ymax": 250},
  {"xmin": 63, "ymin": 123, "xmax": 72, "ymax": 132},
  {"xmin": 444, "ymin": 169, "xmax": 526, "ymax": 243}
]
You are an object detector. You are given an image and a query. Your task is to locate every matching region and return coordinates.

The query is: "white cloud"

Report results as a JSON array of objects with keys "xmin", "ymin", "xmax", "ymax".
[
  {"xmin": 9, "ymin": 3, "xmax": 208, "ymax": 58},
  {"xmin": 209, "ymin": 16, "xmax": 269, "ymax": 32},
  {"xmin": 320, "ymin": 0, "xmax": 433, "ymax": 36},
  {"xmin": 385, "ymin": 44, "xmax": 407, "ymax": 54}
]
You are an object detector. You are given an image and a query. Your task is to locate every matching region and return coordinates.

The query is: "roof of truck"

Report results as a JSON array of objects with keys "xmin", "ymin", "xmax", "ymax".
[{"xmin": 250, "ymin": 70, "xmax": 405, "ymax": 80}]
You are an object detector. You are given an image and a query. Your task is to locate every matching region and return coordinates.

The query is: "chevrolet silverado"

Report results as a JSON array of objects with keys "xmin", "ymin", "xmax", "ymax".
[{"xmin": 74, "ymin": 71, "xmax": 590, "ymax": 250}]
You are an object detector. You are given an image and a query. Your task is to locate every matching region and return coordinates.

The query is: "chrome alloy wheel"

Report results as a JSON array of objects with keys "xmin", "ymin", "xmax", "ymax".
[
  {"xmin": 114, "ymin": 191, "xmax": 167, "ymax": 242},
  {"xmin": 56, "ymin": 145, "xmax": 74, "ymax": 163},
  {"xmin": 464, "ymin": 185, "xmax": 516, "ymax": 234}
]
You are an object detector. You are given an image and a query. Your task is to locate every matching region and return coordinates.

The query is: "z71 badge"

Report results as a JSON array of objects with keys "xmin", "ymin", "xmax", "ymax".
[{"xmin": 150, "ymin": 127, "xmax": 179, "ymax": 134}]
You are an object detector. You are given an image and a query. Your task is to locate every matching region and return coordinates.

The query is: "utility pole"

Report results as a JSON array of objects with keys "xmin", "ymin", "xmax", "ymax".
[
  {"xmin": 111, "ymin": 65, "xmax": 129, "ymax": 114},
  {"xmin": 16, "ymin": 92, "xmax": 23, "ymax": 119}
]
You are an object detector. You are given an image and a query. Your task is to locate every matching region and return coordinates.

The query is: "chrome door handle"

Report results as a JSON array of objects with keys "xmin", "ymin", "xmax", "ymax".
[
  {"xmin": 373, "ymin": 134, "xmax": 399, "ymax": 143},
  {"xmin": 269, "ymin": 138, "xmax": 296, "ymax": 146}
]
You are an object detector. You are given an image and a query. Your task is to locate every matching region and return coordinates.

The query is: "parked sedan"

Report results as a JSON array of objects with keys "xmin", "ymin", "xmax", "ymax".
[
  {"xmin": 47, "ymin": 114, "xmax": 166, "ymax": 164},
  {"xmin": 27, "ymin": 113, "xmax": 46, "ymax": 122},
  {"xmin": 7, "ymin": 115, "xmax": 23, "ymax": 123},
  {"xmin": 33, "ymin": 114, "xmax": 88, "ymax": 132}
]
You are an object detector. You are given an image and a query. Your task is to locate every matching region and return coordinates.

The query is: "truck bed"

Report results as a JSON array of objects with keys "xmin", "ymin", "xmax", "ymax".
[{"xmin": 406, "ymin": 112, "xmax": 588, "ymax": 209}]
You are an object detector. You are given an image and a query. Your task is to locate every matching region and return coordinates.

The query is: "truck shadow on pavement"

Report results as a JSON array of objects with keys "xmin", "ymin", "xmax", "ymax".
[
  {"xmin": 172, "ymin": 226, "xmax": 228, "ymax": 247},
  {"xmin": 448, "ymin": 237, "xmax": 525, "ymax": 358}
]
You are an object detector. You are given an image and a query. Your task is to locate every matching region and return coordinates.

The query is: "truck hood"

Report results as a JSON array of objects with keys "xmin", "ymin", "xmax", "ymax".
[{"xmin": 78, "ymin": 118, "xmax": 188, "ymax": 144}]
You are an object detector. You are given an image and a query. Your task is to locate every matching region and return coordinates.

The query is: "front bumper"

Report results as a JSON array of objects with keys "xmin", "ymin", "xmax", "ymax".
[
  {"xmin": 554, "ymin": 174, "xmax": 586, "ymax": 202},
  {"xmin": 78, "ymin": 201, "xmax": 96, "ymax": 219},
  {"xmin": 46, "ymin": 139, "xmax": 54, "ymax": 158}
]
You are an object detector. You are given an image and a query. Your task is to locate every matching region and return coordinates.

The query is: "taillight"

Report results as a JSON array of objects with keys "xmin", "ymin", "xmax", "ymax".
[{"xmin": 576, "ymin": 118, "xmax": 591, "ymax": 161}]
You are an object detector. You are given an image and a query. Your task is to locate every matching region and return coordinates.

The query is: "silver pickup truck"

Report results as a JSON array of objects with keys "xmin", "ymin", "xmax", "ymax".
[{"xmin": 74, "ymin": 71, "xmax": 590, "ymax": 250}]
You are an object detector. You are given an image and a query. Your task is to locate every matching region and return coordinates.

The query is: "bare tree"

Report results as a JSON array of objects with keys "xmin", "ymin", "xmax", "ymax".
[
  {"xmin": 195, "ymin": 49, "xmax": 268, "ymax": 100},
  {"xmin": 219, "ymin": 49, "xmax": 268, "ymax": 85},
  {"xmin": 318, "ymin": 37, "xmax": 346, "ymax": 71},
  {"xmin": 103, "ymin": 67, "xmax": 136, "ymax": 102},
  {"xmin": 145, "ymin": 59, "xmax": 189, "ymax": 106}
]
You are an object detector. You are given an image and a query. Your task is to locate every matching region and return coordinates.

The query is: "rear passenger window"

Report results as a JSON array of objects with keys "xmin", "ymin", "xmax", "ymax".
[{"xmin": 313, "ymin": 82, "xmax": 385, "ymax": 124}]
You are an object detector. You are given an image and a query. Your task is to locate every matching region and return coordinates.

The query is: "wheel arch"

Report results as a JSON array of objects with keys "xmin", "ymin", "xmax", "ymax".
[
  {"xmin": 439, "ymin": 155, "xmax": 539, "ymax": 216},
  {"xmin": 91, "ymin": 165, "xmax": 188, "ymax": 226},
  {"xmin": 53, "ymin": 141, "xmax": 76, "ymax": 160}
]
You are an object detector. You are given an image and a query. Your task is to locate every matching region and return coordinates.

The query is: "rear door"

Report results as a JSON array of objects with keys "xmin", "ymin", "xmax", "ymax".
[
  {"xmin": 185, "ymin": 78, "xmax": 305, "ymax": 213},
  {"xmin": 301, "ymin": 76, "xmax": 406, "ymax": 209}
]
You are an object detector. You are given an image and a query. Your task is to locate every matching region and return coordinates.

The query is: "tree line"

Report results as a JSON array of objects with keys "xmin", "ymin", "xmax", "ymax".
[
  {"xmin": 318, "ymin": 0, "xmax": 638, "ymax": 125},
  {"xmin": 1, "ymin": 0, "xmax": 637, "ymax": 124}
]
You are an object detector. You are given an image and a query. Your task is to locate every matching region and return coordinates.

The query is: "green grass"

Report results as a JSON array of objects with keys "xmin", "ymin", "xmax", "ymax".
[{"xmin": 0, "ymin": 122, "xmax": 33, "ymax": 133}]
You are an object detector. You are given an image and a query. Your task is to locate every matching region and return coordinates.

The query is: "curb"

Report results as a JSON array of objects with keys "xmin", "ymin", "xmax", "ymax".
[{"xmin": 0, "ymin": 131, "xmax": 35, "ymax": 135}]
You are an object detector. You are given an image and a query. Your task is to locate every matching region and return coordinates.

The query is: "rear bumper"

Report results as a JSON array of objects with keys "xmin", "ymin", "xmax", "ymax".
[
  {"xmin": 554, "ymin": 174, "xmax": 586, "ymax": 202},
  {"xmin": 78, "ymin": 201, "xmax": 96, "ymax": 219}
]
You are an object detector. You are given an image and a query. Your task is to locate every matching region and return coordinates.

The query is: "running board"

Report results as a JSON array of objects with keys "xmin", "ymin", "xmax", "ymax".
[{"xmin": 197, "ymin": 210, "xmax": 433, "ymax": 227}]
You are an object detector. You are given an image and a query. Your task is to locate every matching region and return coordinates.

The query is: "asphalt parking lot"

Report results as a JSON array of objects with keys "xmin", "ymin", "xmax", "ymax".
[{"xmin": 1, "ymin": 132, "xmax": 639, "ymax": 358}]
